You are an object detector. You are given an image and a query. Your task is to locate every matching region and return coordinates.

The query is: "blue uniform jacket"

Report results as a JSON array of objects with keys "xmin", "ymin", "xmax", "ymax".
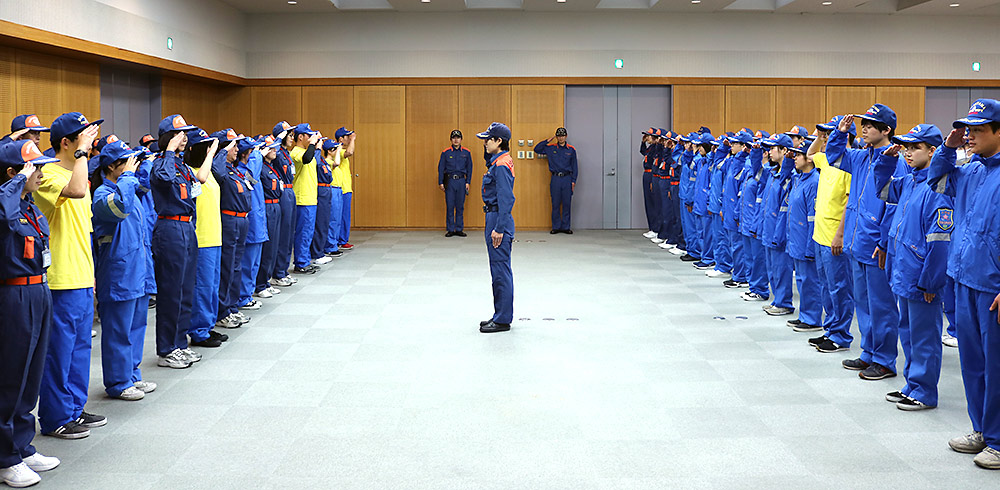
[
  {"xmin": 92, "ymin": 171, "xmax": 150, "ymax": 303},
  {"xmin": 826, "ymin": 130, "xmax": 907, "ymax": 265},
  {"xmin": 438, "ymin": 146, "xmax": 473, "ymax": 186},
  {"xmin": 927, "ymin": 146, "xmax": 1000, "ymax": 294},
  {"xmin": 650, "ymin": 144, "xmax": 665, "ymax": 179},
  {"xmin": 679, "ymin": 150, "xmax": 696, "ymax": 205},
  {"xmin": 722, "ymin": 150, "xmax": 748, "ymax": 231},
  {"xmin": 708, "ymin": 147, "xmax": 729, "ymax": 215},
  {"xmin": 760, "ymin": 158, "xmax": 795, "ymax": 250},
  {"xmin": 135, "ymin": 158, "xmax": 157, "ymax": 294},
  {"xmin": 150, "ymin": 151, "xmax": 197, "ymax": 217},
  {"xmin": 692, "ymin": 153, "xmax": 712, "ymax": 216},
  {"xmin": 738, "ymin": 147, "xmax": 766, "ymax": 237},
  {"xmin": 244, "ymin": 149, "xmax": 267, "ymax": 244},
  {"xmin": 274, "ymin": 147, "xmax": 295, "ymax": 185},
  {"xmin": 786, "ymin": 168, "xmax": 819, "ymax": 261},
  {"xmin": 212, "ymin": 152, "xmax": 252, "ymax": 214},
  {"xmin": 261, "ymin": 156, "xmax": 285, "ymax": 201},
  {"xmin": 483, "ymin": 151, "xmax": 515, "ymax": 236},
  {"xmin": 875, "ymin": 158, "xmax": 953, "ymax": 300},
  {"xmin": 0, "ymin": 175, "xmax": 49, "ymax": 280},
  {"xmin": 640, "ymin": 141, "xmax": 654, "ymax": 170},
  {"xmin": 534, "ymin": 141, "xmax": 579, "ymax": 183}
]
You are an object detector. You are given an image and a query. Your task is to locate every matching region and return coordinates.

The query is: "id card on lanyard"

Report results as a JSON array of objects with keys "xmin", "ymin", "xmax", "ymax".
[{"xmin": 23, "ymin": 207, "xmax": 50, "ymax": 267}]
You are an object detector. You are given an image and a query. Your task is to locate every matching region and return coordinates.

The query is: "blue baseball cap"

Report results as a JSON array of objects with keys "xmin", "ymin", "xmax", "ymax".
[
  {"xmin": 641, "ymin": 127, "xmax": 657, "ymax": 136},
  {"xmin": 730, "ymin": 131, "xmax": 754, "ymax": 144},
  {"xmin": 698, "ymin": 126, "xmax": 712, "ymax": 134},
  {"xmin": 236, "ymin": 137, "xmax": 260, "ymax": 154},
  {"xmin": 891, "ymin": 124, "xmax": 943, "ymax": 147},
  {"xmin": 857, "ymin": 103, "xmax": 897, "ymax": 130},
  {"xmin": 817, "ymin": 115, "xmax": 857, "ymax": 136},
  {"xmin": 709, "ymin": 136, "xmax": 724, "ymax": 146},
  {"xmin": 788, "ymin": 142, "xmax": 810, "ymax": 155},
  {"xmin": 261, "ymin": 135, "xmax": 281, "ymax": 149},
  {"xmin": 293, "ymin": 123, "xmax": 318, "ymax": 136},
  {"xmin": 93, "ymin": 134, "xmax": 120, "ymax": 152},
  {"xmin": 322, "ymin": 139, "xmax": 341, "ymax": 152},
  {"xmin": 761, "ymin": 133, "xmax": 794, "ymax": 149},
  {"xmin": 334, "ymin": 127, "xmax": 354, "ymax": 139},
  {"xmin": 139, "ymin": 134, "xmax": 156, "ymax": 147},
  {"xmin": 783, "ymin": 125, "xmax": 809, "ymax": 138},
  {"xmin": 186, "ymin": 128, "xmax": 217, "ymax": 149},
  {"xmin": 51, "ymin": 112, "xmax": 103, "ymax": 144},
  {"xmin": 954, "ymin": 99, "xmax": 1000, "ymax": 128},
  {"xmin": 679, "ymin": 132, "xmax": 695, "ymax": 143},
  {"xmin": 0, "ymin": 140, "xmax": 59, "ymax": 169},
  {"xmin": 657, "ymin": 128, "xmax": 669, "ymax": 138},
  {"xmin": 11, "ymin": 114, "xmax": 49, "ymax": 133},
  {"xmin": 273, "ymin": 121, "xmax": 294, "ymax": 138},
  {"xmin": 696, "ymin": 133, "xmax": 715, "ymax": 145},
  {"xmin": 157, "ymin": 114, "xmax": 196, "ymax": 136},
  {"xmin": 753, "ymin": 130, "xmax": 771, "ymax": 141},
  {"xmin": 476, "ymin": 122, "xmax": 512, "ymax": 141},
  {"xmin": 210, "ymin": 128, "xmax": 240, "ymax": 143},
  {"xmin": 97, "ymin": 140, "xmax": 142, "ymax": 170}
]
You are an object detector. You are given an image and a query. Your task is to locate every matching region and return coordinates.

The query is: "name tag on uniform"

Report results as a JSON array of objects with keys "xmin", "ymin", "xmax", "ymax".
[
  {"xmin": 244, "ymin": 179, "xmax": 254, "ymax": 191},
  {"xmin": 42, "ymin": 247, "xmax": 51, "ymax": 268},
  {"xmin": 190, "ymin": 181, "xmax": 203, "ymax": 198}
]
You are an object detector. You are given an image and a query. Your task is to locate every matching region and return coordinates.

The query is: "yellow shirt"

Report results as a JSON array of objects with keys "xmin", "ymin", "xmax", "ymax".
[
  {"xmin": 327, "ymin": 156, "xmax": 343, "ymax": 188},
  {"xmin": 193, "ymin": 168, "xmax": 222, "ymax": 248},
  {"xmin": 337, "ymin": 149, "xmax": 352, "ymax": 194},
  {"xmin": 812, "ymin": 152, "xmax": 852, "ymax": 247},
  {"xmin": 32, "ymin": 163, "xmax": 94, "ymax": 290},
  {"xmin": 291, "ymin": 146, "xmax": 317, "ymax": 206}
]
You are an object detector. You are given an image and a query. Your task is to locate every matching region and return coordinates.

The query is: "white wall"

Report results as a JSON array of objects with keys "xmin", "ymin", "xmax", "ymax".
[
  {"xmin": 0, "ymin": 0, "xmax": 247, "ymax": 77},
  {"xmin": 245, "ymin": 11, "xmax": 1000, "ymax": 79}
]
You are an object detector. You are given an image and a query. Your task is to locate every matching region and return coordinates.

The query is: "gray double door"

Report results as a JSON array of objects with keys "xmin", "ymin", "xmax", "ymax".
[{"xmin": 565, "ymin": 86, "xmax": 672, "ymax": 230}]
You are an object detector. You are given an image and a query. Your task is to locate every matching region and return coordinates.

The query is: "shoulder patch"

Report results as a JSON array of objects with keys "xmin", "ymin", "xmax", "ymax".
[
  {"xmin": 937, "ymin": 208, "xmax": 954, "ymax": 231},
  {"xmin": 495, "ymin": 153, "xmax": 515, "ymax": 177}
]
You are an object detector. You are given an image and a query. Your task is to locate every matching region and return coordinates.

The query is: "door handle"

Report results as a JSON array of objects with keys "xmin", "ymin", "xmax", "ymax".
[{"xmin": 606, "ymin": 168, "xmax": 616, "ymax": 176}]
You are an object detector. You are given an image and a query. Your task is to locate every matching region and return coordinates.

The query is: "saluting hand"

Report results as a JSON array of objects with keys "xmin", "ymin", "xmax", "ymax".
[
  {"xmin": 10, "ymin": 128, "xmax": 30, "ymax": 141},
  {"xmin": 123, "ymin": 155, "xmax": 140, "ymax": 174},
  {"xmin": 17, "ymin": 161, "xmax": 35, "ymax": 178},
  {"xmin": 77, "ymin": 124, "xmax": 100, "ymax": 153},
  {"xmin": 491, "ymin": 230, "xmax": 503, "ymax": 248},
  {"xmin": 166, "ymin": 131, "xmax": 186, "ymax": 153},
  {"xmin": 838, "ymin": 114, "xmax": 854, "ymax": 133},
  {"xmin": 944, "ymin": 128, "xmax": 965, "ymax": 149},
  {"xmin": 883, "ymin": 144, "xmax": 903, "ymax": 158}
]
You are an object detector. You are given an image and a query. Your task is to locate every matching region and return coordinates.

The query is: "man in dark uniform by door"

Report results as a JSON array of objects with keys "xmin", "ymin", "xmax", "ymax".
[
  {"xmin": 438, "ymin": 130, "xmax": 473, "ymax": 237},
  {"xmin": 534, "ymin": 127, "xmax": 578, "ymax": 234}
]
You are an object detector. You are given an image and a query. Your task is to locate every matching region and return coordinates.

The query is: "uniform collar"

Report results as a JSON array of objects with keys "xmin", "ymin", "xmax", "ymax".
[
  {"xmin": 976, "ymin": 150, "xmax": 1000, "ymax": 167},
  {"xmin": 488, "ymin": 151, "xmax": 509, "ymax": 165},
  {"xmin": 912, "ymin": 166, "xmax": 929, "ymax": 183}
]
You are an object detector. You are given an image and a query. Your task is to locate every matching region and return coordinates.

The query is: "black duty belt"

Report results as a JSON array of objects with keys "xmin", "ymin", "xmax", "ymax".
[
  {"xmin": 483, "ymin": 204, "xmax": 499, "ymax": 213},
  {"xmin": 448, "ymin": 174, "xmax": 466, "ymax": 180},
  {"xmin": 553, "ymin": 171, "xmax": 571, "ymax": 177}
]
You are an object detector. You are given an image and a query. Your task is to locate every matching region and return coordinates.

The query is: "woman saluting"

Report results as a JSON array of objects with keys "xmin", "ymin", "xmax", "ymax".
[{"xmin": 476, "ymin": 123, "xmax": 515, "ymax": 334}]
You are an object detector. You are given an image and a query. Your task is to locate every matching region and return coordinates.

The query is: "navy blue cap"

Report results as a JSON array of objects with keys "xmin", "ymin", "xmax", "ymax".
[
  {"xmin": 641, "ymin": 127, "xmax": 657, "ymax": 136},
  {"xmin": 657, "ymin": 128, "xmax": 669, "ymax": 138},
  {"xmin": 186, "ymin": 128, "xmax": 217, "ymax": 149},
  {"xmin": 698, "ymin": 126, "xmax": 712, "ymax": 135},
  {"xmin": 97, "ymin": 140, "xmax": 142, "ymax": 170},
  {"xmin": 51, "ymin": 112, "xmax": 103, "ymax": 143},
  {"xmin": 730, "ymin": 131, "xmax": 754, "ymax": 144},
  {"xmin": 11, "ymin": 114, "xmax": 49, "ymax": 133},
  {"xmin": 954, "ymin": 99, "xmax": 1000, "ymax": 128},
  {"xmin": 696, "ymin": 133, "xmax": 716, "ymax": 145},
  {"xmin": 761, "ymin": 133, "xmax": 794, "ymax": 149},
  {"xmin": 210, "ymin": 128, "xmax": 240, "ymax": 143},
  {"xmin": 0, "ymin": 140, "xmax": 59, "ymax": 169},
  {"xmin": 476, "ymin": 122, "xmax": 512, "ymax": 141},
  {"xmin": 783, "ymin": 125, "xmax": 809, "ymax": 138},
  {"xmin": 679, "ymin": 132, "xmax": 696, "ymax": 142},
  {"xmin": 261, "ymin": 135, "xmax": 281, "ymax": 149},
  {"xmin": 236, "ymin": 138, "xmax": 260, "ymax": 154},
  {"xmin": 788, "ymin": 142, "xmax": 810, "ymax": 155},
  {"xmin": 157, "ymin": 114, "xmax": 196, "ymax": 136},
  {"xmin": 93, "ymin": 134, "xmax": 120, "ymax": 152},
  {"xmin": 289, "ymin": 123, "xmax": 315, "ymax": 137},
  {"xmin": 753, "ymin": 130, "xmax": 771, "ymax": 141},
  {"xmin": 334, "ymin": 127, "xmax": 354, "ymax": 139},
  {"xmin": 555, "ymin": 127, "xmax": 568, "ymax": 137},
  {"xmin": 321, "ymin": 139, "xmax": 341, "ymax": 152},
  {"xmin": 891, "ymin": 124, "xmax": 943, "ymax": 147},
  {"xmin": 817, "ymin": 115, "xmax": 857, "ymax": 136},
  {"xmin": 273, "ymin": 121, "xmax": 294, "ymax": 138},
  {"xmin": 139, "ymin": 134, "xmax": 156, "ymax": 147},
  {"xmin": 857, "ymin": 103, "xmax": 897, "ymax": 130}
]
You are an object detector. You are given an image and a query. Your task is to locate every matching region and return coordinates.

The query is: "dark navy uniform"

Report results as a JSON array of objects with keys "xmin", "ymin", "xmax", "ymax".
[
  {"xmin": 256, "ymin": 137, "xmax": 284, "ymax": 294},
  {"xmin": 478, "ymin": 122, "xmax": 515, "ymax": 331},
  {"xmin": 271, "ymin": 122, "xmax": 297, "ymax": 280},
  {"xmin": 311, "ymin": 148, "xmax": 333, "ymax": 259},
  {"xmin": 438, "ymin": 144, "xmax": 473, "ymax": 234},
  {"xmin": 640, "ymin": 128, "xmax": 659, "ymax": 234},
  {"xmin": 209, "ymin": 131, "xmax": 252, "ymax": 324},
  {"xmin": 534, "ymin": 132, "xmax": 578, "ymax": 232}
]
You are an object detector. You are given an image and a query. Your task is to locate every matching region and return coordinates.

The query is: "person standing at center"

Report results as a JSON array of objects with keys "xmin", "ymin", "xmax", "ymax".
[
  {"xmin": 534, "ymin": 127, "xmax": 577, "ymax": 234},
  {"xmin": 291, "ymin": 124, "xmax": 322, "ymax": 273},
  {"xmin": 439, "ymin": 129, "xmax": 472, "ymax": 237},
  {"xmin": 478, "ymin": 122, "xmax": 515, "ymax": 334}
]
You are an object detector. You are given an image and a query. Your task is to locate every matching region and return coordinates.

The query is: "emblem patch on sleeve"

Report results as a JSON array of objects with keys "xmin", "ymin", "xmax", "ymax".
[{"xmin": 937, "ymin": 209, "xmax": 954, "ymax": 231}]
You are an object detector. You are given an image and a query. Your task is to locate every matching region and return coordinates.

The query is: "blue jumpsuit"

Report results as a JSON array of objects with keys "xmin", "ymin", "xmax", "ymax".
[
  {"xmin": 827, "ymin": 130, "xmax": 907, "ymax": 369},
  {"xmin": 150, "ymin": 150, "xmax": 198, "ymax": 357},
  {"xmin": 739, "ymin": 147, "xmax": 769, "ymax": 298},
  {"xmin": 640, "ymin": 140, "xmax": 659, "ymax": 232},
  {"xmin": 239, "ymin": 149, "xmax": 266, "ymax": 307},
  {"xmin": 760, "ymin": 158, "xmax": 795, "ymax": 310},
  {"xmin": 439, "ymin": 146, "xmax": 473, "ymax": 233},
  {"xmin": 692, "ymin": 152, "xmax": 713, "ymax": 265},
  {"xmin": 786, "ymin": 168, "xmax": 822, "ymax": 325},
  {"xmin": 213, "ymin": 152, "xmax": 251, "ymax": 321},
  {"xmin": 483, "ymin": 151, "xmax": 515, "ymax": 324},
  {"xmin": 272, "ymin": 148, "xmax": 296, "ymax": 279},
  {"xmin": 876, "ymin": 160, "xmax": 952, "ymax": 407},
  {"xmin": 533, "ymin": 141, "xmax": 577, "ymax": 231},
  {"xmin": 256, "ymin": 155, "xmax": 285, "ymax": 293},
  {"xmin": 0, "ymin": 174, "xmax": 52, "ymax": 469},
  {"xmin": 311, "ymin": 149, "xmax": 333, "ymax": 259},
  {"xmin": 679, "ymin": 150, "xmax": 699, "ymax": 258},
  {"xmin": 928, "ymin": 145, "xmax": 1000, "ymax": 446},
  {"xmin": 92, "ymin": 170, "xmax": 152, "ymax": 397},
  {"xmin": 708, "ymin": 148, "xmax": 730, "ymax": 273},
  {"xmin": 723, "ymin": 150, "xmax": 749, "ymax": 282}
]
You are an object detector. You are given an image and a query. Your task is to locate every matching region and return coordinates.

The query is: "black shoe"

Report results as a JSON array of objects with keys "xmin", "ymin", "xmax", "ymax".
[
  {"xmin": 680, "ymin": 254, "xmax": 699, "ymax": 262},
  {"xmin": 786, "ymin": 319, "xmax": 802, "ymax": 328},
  {"xmin": 723, "ymin": 279, "xmax": 740, "ymax": 288},
  {"xmin": 208, "ymin": 330, "xmax": 229, "ymax": 342},
  {"xmin": 792, "ymin": 323, "xmax": 823, "ymax": 333},
  {"xmin": 44, "ymin": 420, "xmax": 90, "ymax": 440},
  {"xmin": 148, "ymin": 296, "xmax": 156, "ymax": 309},
  {"xmin": 693, "ymin": 261, "xmax": 714, "ymax": 270},
  {"xmin": 808, "ymin": 335, "xmax": 828, "ymax": 347},
  {"xmin": 885, "ymin": 390, "xmax": 906, "ymax": 403},
  {"xmin": 563, "ymin": 229, "xmax": 573, "ymax": 234},
  {"xmin": 480, "ymin": 319, "xmax": 493, "ymax": 327},
  {"xmin": 293, "ymin": 266, "xmax": 317, "ymax": 274},
  {"xmin": 445, "ymin": 231, "xmax": 455, "ymax": 237},
  {"xmin": 455, "ymin": 231, "xmax": 467, "ymax": 237},
  {"xmin": 550, "ymin": 229, "xmax": 558, "ymax": 234},
  {"xmin": 859, "ymin": 363, "xmax": 896, "ymax": 380},
  {"xmin": 190, "ymin": 336, "xmax": 223, "ymax": 348},
  {"xmin": 814, "ymin": 338, "xmax": 849, "ymax": 353},
  {"xmin": 842, "ymin": 358, "xmax": 870, "ymax": 371},
  {"xmin": 479, "ymin": 321, "xmax": 511, "ymax": 333},
  {"xmin": 325, "ymin": 250, "xmax": 344, "ymax": 258},
  {"xmin": 76, "ymin": 412, "xmax": 107, "ymax": 428}
]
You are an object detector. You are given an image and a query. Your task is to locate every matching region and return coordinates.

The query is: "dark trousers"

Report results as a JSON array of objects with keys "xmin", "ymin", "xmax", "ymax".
[
  {"xmin": 256, "ymin": 202, "xmax": 281, "ymax": 292},
  {"xmin": 642, "ymin": 171, "xmax": 658, "ymax": 232},
  {"xmin": 445, "ymin": 177, "xmax": 467, "ymax": 232},
  {"xmin": 550, "ymin": 174, "xmax": 573, "ymax": 230},
  {"xmin": 151, "ymin": 219, "xmax": 197, "ymax": 357},
  {"xmin": 311, "ymin": 187, "xmax": 332, "ymax": 259},
  {"xmin": 485, "ymin": 212, "xmax": 514, "ymax": 324},
  {"xmin": 273, "ymin": 188, "xmax": 296, "ymax": 279},
  {"xmin": 218, "ymin": 214, "xmax": 249, "ymax": 321}
]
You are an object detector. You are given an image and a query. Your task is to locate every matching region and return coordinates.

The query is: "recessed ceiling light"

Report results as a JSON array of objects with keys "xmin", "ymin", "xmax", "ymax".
[
  {"xmin": 287, "ymin": 0, "xmax": 297, "ymax": 4},
  {"xmin": 822, "ymin": 1, "xmax": 832, "ymax": 5},
  {"xmin": 950, "ymin": 3, "xmax": 960, "ymax": 7},
  {"xmin": 557, "ymin": 0, "xmax": 566, "ymax": 3},
  {"xmin": 421, "ymin": 0, "xmax": 430, "ymax": 3},
  {"xmin": 691, "ymin": 0, "xmax": 701, "ymax": 3}
]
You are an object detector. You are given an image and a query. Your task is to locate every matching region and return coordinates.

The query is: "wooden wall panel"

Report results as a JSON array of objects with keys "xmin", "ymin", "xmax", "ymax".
[
  {"xmin": 458, "ymin": 85, "xmax": 511, "ymax": 229},
  {"xmin": 219, "ymin": 86, "xmax": 251, "ymax": 136},
  {"xmin": 15, "ymin": 51, "xmax": 63, "ymax": 144},
  {"xmin": 0, "ymin": 46, "xmax": 15, "ymax": 136},
  {"xmin": 510, "ymin": 85, "xmax": 564, "ymax": 229},
  {"xmin": 301, "ymin": 86, "xmax": 354, "ymax": 139},
  {"xmin": 251, "ymin": 86, "xmax": 301, "ymax": 137},
  {"xmin": 60, "ymin": 57, "xmax": 99, "ymax": 123},
  {"xmin": 725, "ymin": 86, "xmax": 775, "ymax": 134},
  {"xmin": 775, "ymin": 86, "xmax": 827, "ymax": 135},
  {"xmin": 162, "ymin": 77, "xmax": 219, "ymax": 132},
  {"xmin": 826, "ymin": 86, "xmax": 876, "ymax": 123},
  {"xmin": 10, "ymin": 50, "xmax": 99, "ymax": 151},
  {"xmin": 352, "ymin": 86, "xmax": 406, "ymax": 227},
  {"xmin": 672, "ymin": 85, "xmax": 725, "ymax": 136},
  {"xmin": 404, "ymin": 86, "xmax": 458, "ymax": 228},
  {"xmin": 876, "ymin": 86, "xmax": 925, "ymax": 135}
]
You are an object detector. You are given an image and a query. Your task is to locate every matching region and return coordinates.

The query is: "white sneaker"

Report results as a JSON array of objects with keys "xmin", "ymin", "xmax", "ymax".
[
  {"xmin": 706, "ymin": 269, "xmax": 731, "ymax": 279},
  {"xmin": 215, "ymin": 314, "xmax": 240, "ymax": 329},
  {"xmin": 942, "ymin": 333, "xmax": 958, "ymax": 348},
  {"xmin": 273, "ymin": 276, "xmax": 294, "ymax": 287},
  {"xmin": 658, "ymin": 242, "xmax": 675, "ymax": 249},
  {"xmin": 0, "ymin": 463, "xmax": 40, "ymax": 488},
  {"xmin": 313, "ymin": 256, "xmax": 333, "ymax": 265},
  {"xmin": 669, "ymin": 248, "xmax": 686, "ymax": 255},
  {"xmin": 642, "ymin": 231, "xmax": 657, "ymax": 238},
  {"xmin": 133, "ymin": 380, "xmax": 157, "ymax": 393},
  {"xmin": 157, "ymin": 349, "xmax": 192, "ymax": 369},
  {"xmin": 266, "ymin": 286, "xmax": 281, "ymax": 295},
  {"xmin": 254, "ymin": 289, "xmax": 273, "ymax": 299},
  {"xmin": 651, "ymin": 238, "xmax": 664, "ymax": 244},
  {"xmin": 240, "ymin": 299, "xmax": 262, "ymax": 310},
  {"xmin": 234, "ymin": 311, "xmax": 250, "ymax": 324},
  {"xmin": 741, "ymin": 292, "xmax": 768, "ymax": 301},
  {"xmin": 22, "ymin": 453, "xmax": 59, "ymax": 472},
  {"xmin": 180, "ymin": 348, "xmax": 202, "ymax": 363},
  {"xmin": 115, "ymin": 386, "xmax": 145, "ymax": 401}
]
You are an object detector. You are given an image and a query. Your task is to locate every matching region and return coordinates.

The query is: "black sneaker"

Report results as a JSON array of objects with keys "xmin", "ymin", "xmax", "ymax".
[
  {"xmin": 680, "ymin": 254, "xmax": 699, "ymax": 262},
  {"xmin": 190, "ymin": 336, "xmax": 222, "ymax": 348},
  {"xmin": 76, "ymin": 412, "xmax": 107, "ymax": 428},
  {"xmin": 885, "ymin": 390, "xmax": 906, "ymax": 403},
  {"xmin": 842, "ymin": 358, "xmax": 870, "ymax": 371},
  {"xmin": 723, "ymin": 279, "xmax": 740, "ymax": 288},
  {"xmin": 896, "ymin": 397, "xmax": 935, "ymax": 411},
  {"xmin": 293, "ymin": 266, "xmax": 317, "ymax": 274},
  {"xmin": 563, "ymin": 229, "xmax": 573, "ymax": 235},
  {"xmin": 148, "ymin": 296, "xmax": 156, "ymax": 309},
  {"xmin": 209, "ymin": 330, "xmax": 229, "ymax": 342},
  {"xmin": 44, "ymin": 420, "xmax": 90, "ymax": 440},
  {"xmin": 479, "ymin": 319, "xmax": 492, "ymax": 327},
  {"xmin": 808, "ymin": 335, "xmax": 829, "ymax": 347},
  {"xmin": 792, "ymin": 323, "xmax": 823, "ymax": 333},
  {"xmin": 737, "ymin": 282, "xmax": 750, "ymax": 288},
  {"xmin": 325, "ymin": 251, "xmax": 344, "ymax": 258},
  {"xmin": 445, "ymin": 231, "xmax": 455, "ymax": 237},
  {"xmin": 455, "ymin": 231, "xmax": 467, "ymax": 237},
  {"xmin": 550, "ymin": 229, "xmax": 558, "ymax": 234},
  {"xmin": 786, "ymin": 319, "xmax": 802, "ymax": 328},
  {"xmin": 814, "ymin": 338, "xmax": 849, "ymax": 353},
  {"xmin": 859, "ymin": 363, "xmax": 896, "ymax": 380},
  {"xmin": 480, "ymin": 321, "xmax": 511, "ymax": 333}
]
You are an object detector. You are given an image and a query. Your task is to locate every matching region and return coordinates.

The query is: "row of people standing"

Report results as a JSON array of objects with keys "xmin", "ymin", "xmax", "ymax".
[{"xmin": 637, "ymin": 99, "xmax": 1000, "ymax": 470}]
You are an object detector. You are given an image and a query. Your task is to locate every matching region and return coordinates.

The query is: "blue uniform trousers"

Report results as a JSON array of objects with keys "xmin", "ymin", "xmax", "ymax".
[
  {"xmin": 338, "ymin": 193, "xmax": 352, "ymax": 246},
  {"xmin": 656, "ymin": 179, "xmax": 671, "ymax": 240},
  {"xmin": 256, "ymin": 203, "xmax": 281, "ymax": 293},
  {"xmin": 273, "ymin": 188, "xmax": 296, "ymax": 278},
  {"xmin": 311, "ymin": 187, "xmax": 332, "ymax": 260},
  {"xmin": 668, "ymin": 189, "xmax": 685, "ymax": 248},
  {"xmin": 550, "ymin": 174, "xmax": 572, "ymax": 231},
  {"xmin": 98, "ymin": 295, "xmax": 148, "ymax": 397},
  {"xmin": 649, "ymin": 180, "xmax": 663, "ymax": 238},
  {"xmin": 0, "ymin": 284, "xmax": 51, "ymax": 467},
  {"xmin": 238, "ymin": 241, "xmax": 262, "ymax": 307},
  {"xmin": 219, "ymin": 214, "xmax": 249, "ymax": 320},
  {"xmin": 642, "ymin": 172, "xmax": 658, "ymax": 232},
  {"xmin": 189, "ymin": 246, "xmax": 221, "ymax": 342},
  {"xmin": 744, "ymin": 235, "xmax": 769, "ymax": 298},
  {"xmin": 682, "ymin": 207, "xmax": 700, "ymax": 259},
  {"xmin": 943, "ymin": 276, "xmax": 957, "ymax": 338},
  {"xmin": 324, "ymin": 189, "xmax": 342, "ymax": 253},
  {"xmin": 38, "ymin": 287, "xmax": 93, "ymax": 433},
  {"xmin": 815, "ymin": 244, "xmax": 854, "ymax": 347},
  {"xmin": 793, "ymin": 258, "xmax": 823, "ymax": 326},
  {"xmin": 729, "ymin": 230, "xmax": 746, "ymax": 282},
  {"xmin": 849, "ymin": 257, "xmax": 899, "ymax": 368},
  {"xmin": 712, "ymin": 215, "xmax": 731, "ymax": 273},
  {"xmin": 445, "ymin": 178, "xmax": 467, "ymax": 232},
  {"xmin": 294, "ymin": 204, "xmax": 316, "ymax": 268},
  {"xmin": 955, "ymin": 284, "xmax": 1000, "ymax": 450},
  {"xmin": 151, "ymin": 220, "xmax": 197, "ymax": 358},
  {"xmin": 699, "ymin": 214, "xmax": 715, "ymax": 265},
  {"xmin": 485, "ymin": 212, "xmax": 514, "ymax": 324},
  {"xmin": 765, "ymin": 247, "xmax": 793, "ymax": 309},
  {"xmin": 897, "ymin": 294, "xmax": 943, "ymax": 407}
]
